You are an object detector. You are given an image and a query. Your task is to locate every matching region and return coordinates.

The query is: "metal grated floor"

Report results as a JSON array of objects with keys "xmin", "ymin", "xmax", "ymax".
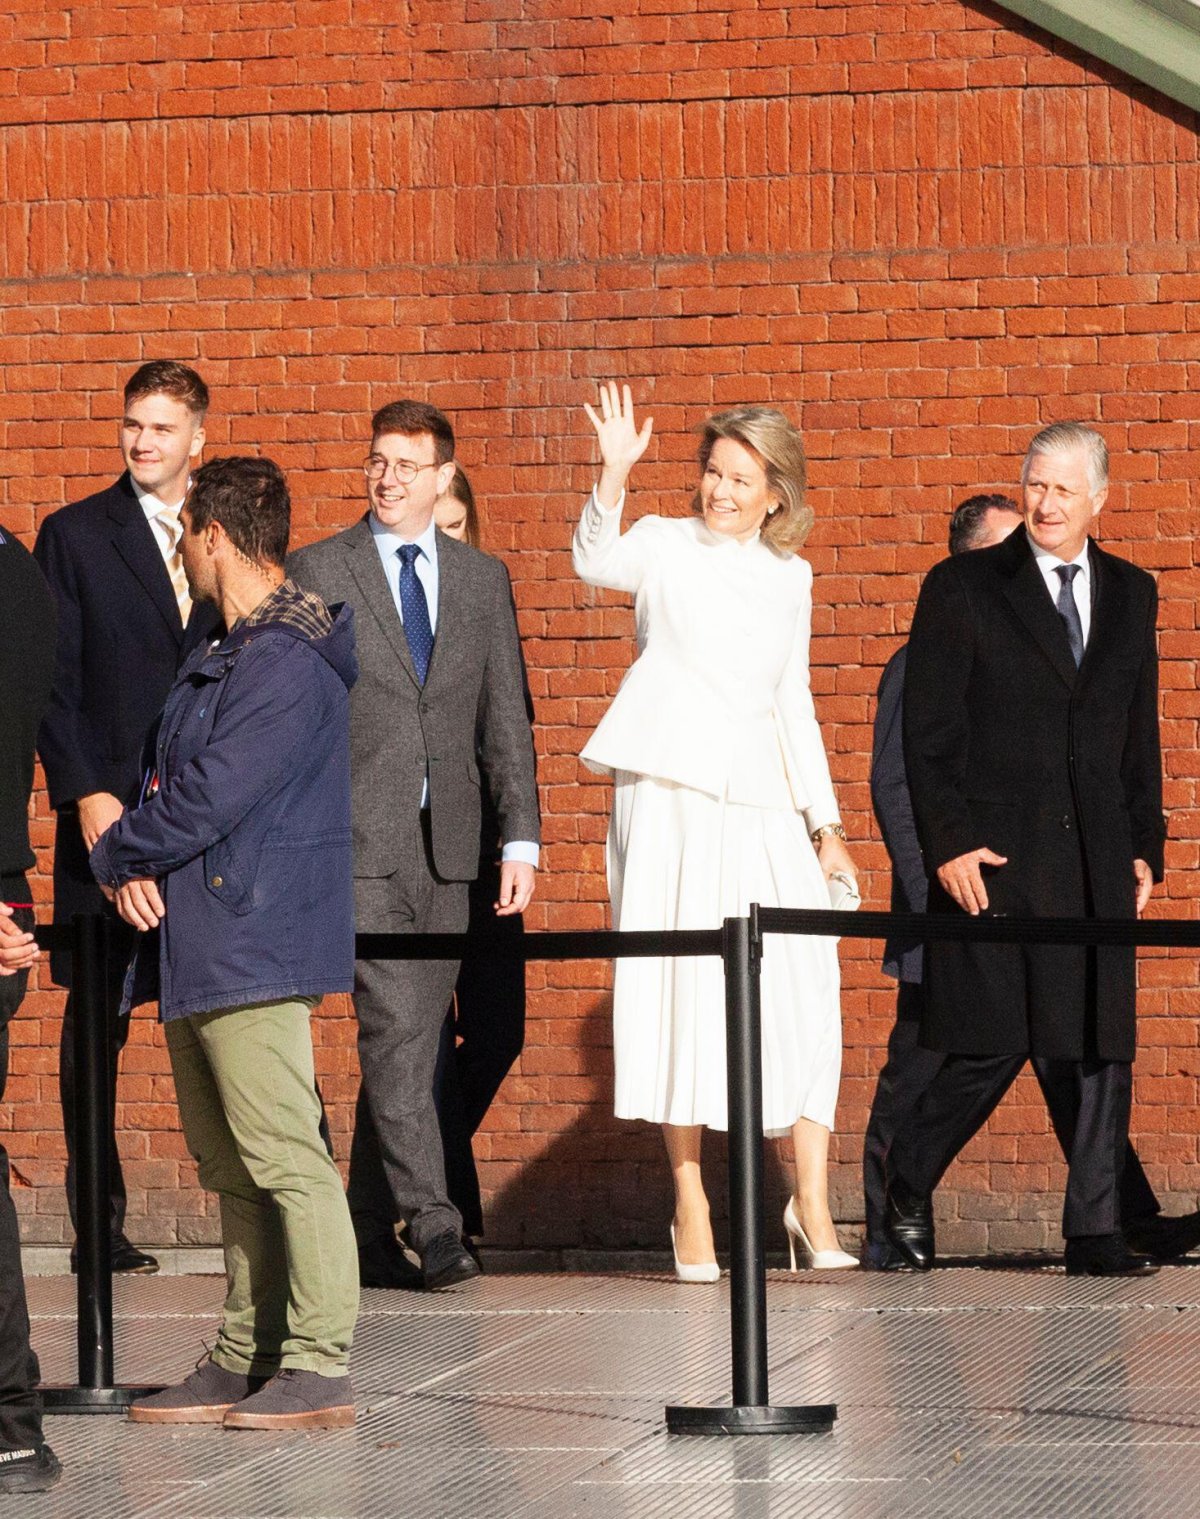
[{"xmin": 19, "ymin": 1264, "xmax": 1200, "ymax": 1517}]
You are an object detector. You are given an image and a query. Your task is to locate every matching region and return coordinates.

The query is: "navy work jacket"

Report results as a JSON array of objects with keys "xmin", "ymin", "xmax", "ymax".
[{"xmin": 90, "ymin": 598, "xmax": 358, "ymax": 1021}]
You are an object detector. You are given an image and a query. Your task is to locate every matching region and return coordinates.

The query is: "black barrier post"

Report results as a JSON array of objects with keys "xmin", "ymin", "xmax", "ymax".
[
  {"xmin": 666, "ymin": 909, "xmax": 836, "ymax": 1436},
  {"xmin": 42, "ymin": 914, "xmax": 159, "ymax": 1414}
]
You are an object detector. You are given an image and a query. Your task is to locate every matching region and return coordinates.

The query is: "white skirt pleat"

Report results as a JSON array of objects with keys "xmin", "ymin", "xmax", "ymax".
[{"xmin": 607, "ymin": 771, "xmax": 841, "ymax": 1136}]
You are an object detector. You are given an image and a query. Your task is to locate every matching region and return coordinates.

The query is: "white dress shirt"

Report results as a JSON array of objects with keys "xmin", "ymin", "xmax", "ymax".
[
  {"xmin": 1028, "ymin": 530, "xmax": 1092, "ymax": 646},
  {"xmin": 369, "ymin": 512, "xmax": 538, "ymax": 869},
  {"xmin": 132, "ymin": 479, "xmax": 189, "ymax": 562}
]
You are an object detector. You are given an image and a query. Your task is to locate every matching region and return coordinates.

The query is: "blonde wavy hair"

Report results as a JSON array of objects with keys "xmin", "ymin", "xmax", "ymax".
[{"xmin": 692, "ymin": 406, "xmax": 812, "ymax": 553}]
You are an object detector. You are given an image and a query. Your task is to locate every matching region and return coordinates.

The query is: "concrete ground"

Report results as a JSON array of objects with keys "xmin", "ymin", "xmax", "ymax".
[{"xmin": 18, "ymin": 1261, "xmax": 1200, "ymax": 1517}]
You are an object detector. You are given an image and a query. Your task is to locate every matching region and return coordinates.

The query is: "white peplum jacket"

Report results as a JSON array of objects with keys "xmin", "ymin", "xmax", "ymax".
[{"xmin": 572, "ymin": 490, "xmax": 840, "ymax": 831}]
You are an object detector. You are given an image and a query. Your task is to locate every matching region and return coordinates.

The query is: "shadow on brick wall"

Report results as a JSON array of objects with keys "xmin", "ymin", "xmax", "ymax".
[{"xmin": 478, "ymin": 990, "xmax": 825, "ymax": 1256}]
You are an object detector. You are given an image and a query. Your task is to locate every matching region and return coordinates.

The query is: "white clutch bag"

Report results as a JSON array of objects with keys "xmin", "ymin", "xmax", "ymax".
[{"xmin": 826, "ymin": 872, "xmax": 861, "ymax": 912}]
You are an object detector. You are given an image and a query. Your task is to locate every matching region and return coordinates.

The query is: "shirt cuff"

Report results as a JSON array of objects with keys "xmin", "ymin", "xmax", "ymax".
[
  {"xmin": 591, "ymin": 486, "xmax": 625, "ymax": 514},
  {"xmin": 501, "ymin": 841, "xmax": 540, "ymax": 869}
]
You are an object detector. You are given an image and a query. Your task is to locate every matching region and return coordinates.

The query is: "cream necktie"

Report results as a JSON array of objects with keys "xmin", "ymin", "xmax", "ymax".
[{"xmin": 156, "ymin": 507, "xmax": 192, "ymax": 627}]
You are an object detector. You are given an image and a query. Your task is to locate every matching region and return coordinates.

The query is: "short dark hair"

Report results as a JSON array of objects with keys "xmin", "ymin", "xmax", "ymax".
[
  {"xmin": 370, "ymin": 400, "xmax": 454, "ymax": 464},
  {"xmin": 948, "ymin": 493, "xmax": 1020, "ymax": 556},
  {"xmin": 187, "ymin": 457, "xmax": 290, "ymax": 569},
  {"xmin": 124, "ymin": 361, "xmax": 209, "ymax": 419}
]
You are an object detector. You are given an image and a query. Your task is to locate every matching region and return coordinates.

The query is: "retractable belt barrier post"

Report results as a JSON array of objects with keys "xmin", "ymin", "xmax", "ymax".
[
  {"xmin": 665, "ymin": 908, "xmax": 837, "ymax": 1435},
  {"xmin": 32, "ymin": 907, "xmax": 1200, "ymax": 1428}
]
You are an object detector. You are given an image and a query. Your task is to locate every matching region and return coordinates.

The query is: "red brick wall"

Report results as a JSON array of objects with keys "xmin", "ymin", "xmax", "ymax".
[{"xmin": 2, "ymin": 0, "xmax": 1197, "ymax": 1253}]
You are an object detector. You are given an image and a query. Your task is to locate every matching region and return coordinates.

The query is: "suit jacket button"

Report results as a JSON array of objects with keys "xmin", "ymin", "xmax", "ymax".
[
  {"xmin": 1060, "ymin": 816, "xmax": 1071, "ymax": 830},
  {"xmin": 211, "ymin": 875, "xmax": 223, "ymax": 887}
]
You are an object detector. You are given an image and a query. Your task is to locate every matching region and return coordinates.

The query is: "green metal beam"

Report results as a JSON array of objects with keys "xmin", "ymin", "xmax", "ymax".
[{"xmin": 993, "ymin": 0, "xmax": 1200, "ymax": 114}]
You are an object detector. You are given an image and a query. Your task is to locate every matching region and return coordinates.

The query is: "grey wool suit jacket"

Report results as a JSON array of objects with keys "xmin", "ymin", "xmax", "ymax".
[{"xmin": 288, "ymin": 516, "xmax": 540, "ymax": 886}]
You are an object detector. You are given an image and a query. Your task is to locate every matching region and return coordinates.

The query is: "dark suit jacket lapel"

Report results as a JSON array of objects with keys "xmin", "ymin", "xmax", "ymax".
[
  {"xmin": 996, "ymin": 527, "xmax": 1078, "ymax": 690},
  {"xmin": 343, "ymin": 515, "xmax": 420, "ymax": 689},
  {"xmin": 1078, "ymin": 539, "xmax": 1128, "ymax": 681},
  {"xmin": 107, "ymin": 474, "xmax": 184, "ymax": 644}
]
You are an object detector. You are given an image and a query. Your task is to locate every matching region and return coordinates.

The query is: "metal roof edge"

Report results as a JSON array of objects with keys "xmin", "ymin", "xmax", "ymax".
[{"xmin": 993, "ymin": 0, "xmax": 1200, "ymax": 114}]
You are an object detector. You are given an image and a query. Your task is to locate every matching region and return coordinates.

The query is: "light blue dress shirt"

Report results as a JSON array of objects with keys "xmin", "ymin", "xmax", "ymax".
[{"xmin": 368, "ymin": 512, "xmax": 538, "ymax": 869}]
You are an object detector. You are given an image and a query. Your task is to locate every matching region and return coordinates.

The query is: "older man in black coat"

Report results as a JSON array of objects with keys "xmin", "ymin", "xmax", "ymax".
[{"xmin": 886, "ymin": 423, "xmax": 1167, "ymax": 1277}]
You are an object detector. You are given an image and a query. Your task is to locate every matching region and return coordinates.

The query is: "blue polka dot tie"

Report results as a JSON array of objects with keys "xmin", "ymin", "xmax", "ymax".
[
  {"xmin": 397, "ymin": 543, "xmax": 434, "ymax": 684},
  {"xmin": 1054, "ymin": 563, "xmax": 1085, "ymax": 668}
]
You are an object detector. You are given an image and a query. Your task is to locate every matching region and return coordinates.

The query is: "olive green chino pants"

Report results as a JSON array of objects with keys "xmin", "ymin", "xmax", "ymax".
[{"xmin": 165, "ymin": 999, "xmax": 359, "ymax": 1377}]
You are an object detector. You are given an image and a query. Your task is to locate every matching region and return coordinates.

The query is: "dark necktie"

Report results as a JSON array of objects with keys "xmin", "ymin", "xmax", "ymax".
[
  {"xmin": 1054, "ymin": 562, "xmax": 1085, "ymax": 667},
  {"xmin": 397, "ymin": 543, "xmax": 434, "ymax": 684}
]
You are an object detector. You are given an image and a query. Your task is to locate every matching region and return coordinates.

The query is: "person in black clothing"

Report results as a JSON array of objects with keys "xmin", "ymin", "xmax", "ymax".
[
  {"xmin": 34, "ymin": 362, "xmax": 220, "ymax": 1275},
  {"xmin": 0, "ymin": 526, "xmax": 62, "ymax": 1491}
]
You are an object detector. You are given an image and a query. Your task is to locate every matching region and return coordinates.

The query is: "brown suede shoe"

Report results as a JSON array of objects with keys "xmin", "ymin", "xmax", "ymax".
[
  {"xmin": 223, "ymin": 1369, "xmax": 355, "ymax": 1430},
  {"xmin": 129, "ymin": 1357, "xmax": 267, "ymax": 1424}
]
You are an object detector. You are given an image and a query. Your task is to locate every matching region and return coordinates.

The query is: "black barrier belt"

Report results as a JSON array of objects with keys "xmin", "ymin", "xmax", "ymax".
[
  {"xmin": 354, "ymin": 927, "xmax": 726, "ymax": 960},
  {"xmin": 39, "ymin": 913, "xmax": 1200, "ymax": 960},
  {"xmin": 759, "ymin": 907, "xmax": 1200, "ymax": 949}
]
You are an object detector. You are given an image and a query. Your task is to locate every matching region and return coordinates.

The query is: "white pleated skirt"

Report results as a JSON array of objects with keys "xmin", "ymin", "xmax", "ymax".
[{"xmin": 607, "ymin": 771, "xmax": 842, "ymax": 1136}]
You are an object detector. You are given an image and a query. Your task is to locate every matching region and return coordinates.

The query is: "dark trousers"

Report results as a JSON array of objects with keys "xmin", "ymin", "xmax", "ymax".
[
  {"xmin": 347, "ymin": 818, "xmax": 469, "ymax": 1256},
  {"xmin": 862, "ymin": 981, "xmax": 946, "ymax": 1242},
  {"xmin": 433, "ymin": 870, "xmax": 526, "ymax": 1237},
  {"xmin": 0, "ymin": 908, "xmax": 45, "ymax": 1453},
  {"xmin": 60, "ymin": 917, "xmax": 134, "ymax": 1241},
  {"xmin": 889, "ymin": 1052, "xmax": 1133, "ymax": 1239},
  {"xmin": 863, "ymin": 985, "xmax": 1162, "ymax": 1243}
]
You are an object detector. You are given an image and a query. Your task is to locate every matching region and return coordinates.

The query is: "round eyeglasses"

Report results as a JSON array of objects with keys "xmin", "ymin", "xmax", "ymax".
[{"xmin": 363, "ymin": 456, "xmax": 440, "ymax": 484}]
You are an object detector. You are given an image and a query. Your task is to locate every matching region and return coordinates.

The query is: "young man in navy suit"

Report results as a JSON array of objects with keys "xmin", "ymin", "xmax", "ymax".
[{"xmin": 34, "ymin": 361, "xmax": 220, "ymax": 1274}]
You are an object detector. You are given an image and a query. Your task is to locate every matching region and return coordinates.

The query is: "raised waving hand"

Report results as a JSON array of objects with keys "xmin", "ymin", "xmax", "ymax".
[{"xmin": 584, "ymin": 381, "xmax": 653, "ymax": 508}]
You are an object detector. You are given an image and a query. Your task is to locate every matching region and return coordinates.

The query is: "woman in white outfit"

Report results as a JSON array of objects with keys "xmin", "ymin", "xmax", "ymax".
[{"xmin": 574, "ymin": 382, "xmax": 859, "ymax": 1278}]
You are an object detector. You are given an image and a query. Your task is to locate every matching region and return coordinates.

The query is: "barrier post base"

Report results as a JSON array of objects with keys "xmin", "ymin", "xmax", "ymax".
[
  {"xmin": 666, "ymin": 1403, "xmax": 837, "ymax": 1436},
  {"xmin": 41, "ymin": 1385, "xmax": 162, "ymax": 1415}
]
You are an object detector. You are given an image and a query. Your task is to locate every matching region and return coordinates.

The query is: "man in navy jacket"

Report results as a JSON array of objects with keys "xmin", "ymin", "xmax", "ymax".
[{"xmin": 91, "ymin": 457, "xmax": 360, "ymax": 1431}]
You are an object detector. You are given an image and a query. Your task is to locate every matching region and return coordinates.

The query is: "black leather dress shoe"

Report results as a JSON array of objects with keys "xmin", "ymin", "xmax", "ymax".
[
  {"xmin": 860, "ymin": 1238, "xmax": 909, "ymax": 1272},
  {"xmin": 1124, "ymin": 1209, "xmax": 1200, "ymax": 1263},
  {"xmin": 461, "ymin": 1235, "xmax": 484, "ymax": 1273},
  {"xmin": 357, "ymin": 1236, "xmax": 423, "ymax": 1290},
  {"xmin": 1064, "ymin": 1233, "xmax": 1159, "ymax": 1277},
  {"xmin": 422, "ymin": 1228, "xmax": 482, "ymax": 1291},
  {"xmin": 70, "ymin": 1239, "xmax": 159, "ymax": 1275},
  {"xmin": 884, "ymin": 1175, "xmax": 935, "ymax": 1271}
]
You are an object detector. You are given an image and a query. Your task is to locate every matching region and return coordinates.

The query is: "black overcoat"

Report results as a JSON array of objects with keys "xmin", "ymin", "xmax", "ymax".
[
  {"xmin": 33, "ymin": 474, "xmax": 219, "ymax": 982},
  {"xmin": 902, "ymin": 527, "xmax": 1164, "ymax": 1063}
]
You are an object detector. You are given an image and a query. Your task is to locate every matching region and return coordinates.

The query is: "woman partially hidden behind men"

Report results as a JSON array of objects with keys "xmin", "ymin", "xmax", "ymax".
[{"xmin": 574, "ymin": 383, "xmax": 859, "ymax": 1279}]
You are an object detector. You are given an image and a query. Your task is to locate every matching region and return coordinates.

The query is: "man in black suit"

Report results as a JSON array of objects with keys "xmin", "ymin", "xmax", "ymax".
[
  {"xmin": 886, "ymin": 423, "xmax": 1168, "ymax": 1277},
  {"xmin": 34, "ymin": 361, "xmax": 219, "ymax": 1274},
  {"xmin": 865, "ymin": 492, "xmax": 1196, "ymax": 1270}
]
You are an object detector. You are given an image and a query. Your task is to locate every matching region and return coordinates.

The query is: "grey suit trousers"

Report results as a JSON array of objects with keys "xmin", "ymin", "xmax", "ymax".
[{"xmin": 348, "ymin": 814, "xmax": 470, "ymax": 1255}]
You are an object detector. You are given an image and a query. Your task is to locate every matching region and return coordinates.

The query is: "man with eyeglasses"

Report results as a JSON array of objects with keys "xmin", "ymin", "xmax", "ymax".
[{"xmin": 290, "ymin": 400, "xmax": 539, "ymax": 1291}]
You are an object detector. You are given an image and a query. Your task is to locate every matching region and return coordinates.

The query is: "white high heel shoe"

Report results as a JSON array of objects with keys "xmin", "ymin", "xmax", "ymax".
[
  {"xmin": 670, "ymin": 1224, "xmax": 720, "ymax": 1284},
  {"xmin": 783, "ymin": 1198, "xmax": 859, "ymax": 1271}
]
